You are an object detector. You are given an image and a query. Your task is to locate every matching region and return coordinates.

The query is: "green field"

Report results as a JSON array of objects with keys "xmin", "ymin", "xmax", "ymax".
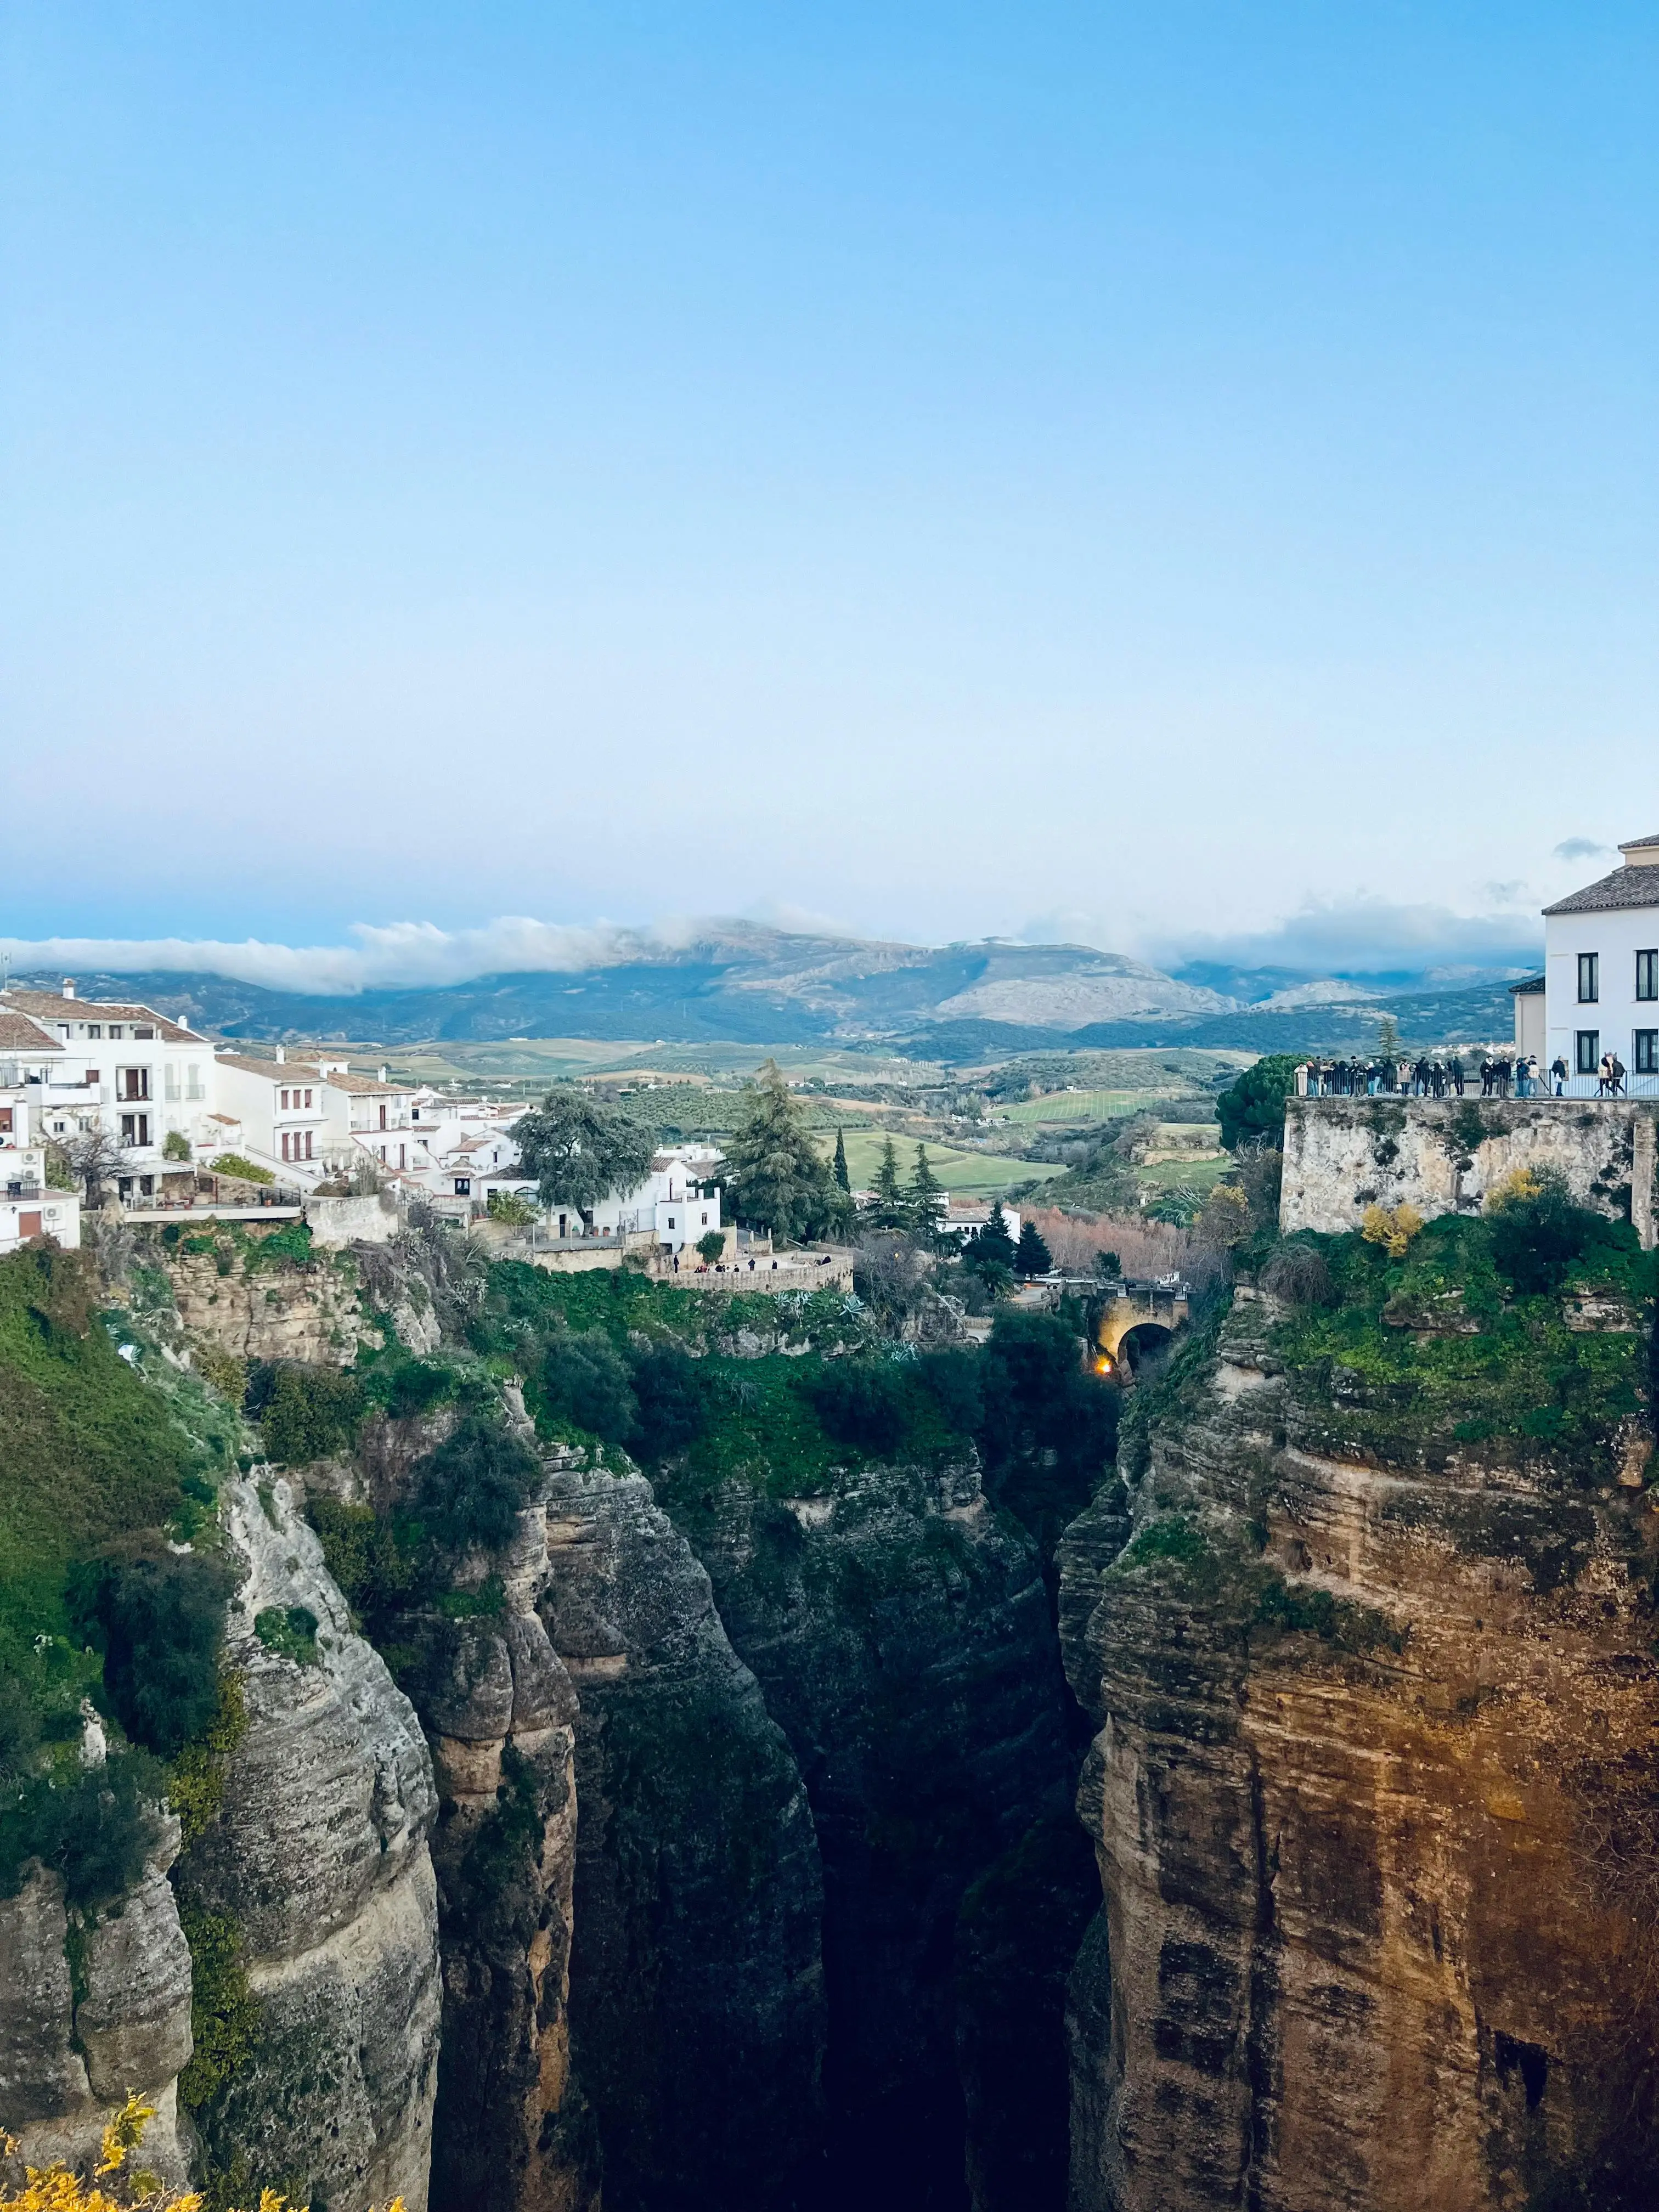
[
  {"xmin": 368, "ymin": 1037, "xmax": 951, "ymax": 1093},
  {"xmin": 814, "ymin": 1128, "xmax": 1060, "ymax": 1199},
  {"xmin": 991, "ymin": 1089, "xmax": 1158, "ymax": 1127}
]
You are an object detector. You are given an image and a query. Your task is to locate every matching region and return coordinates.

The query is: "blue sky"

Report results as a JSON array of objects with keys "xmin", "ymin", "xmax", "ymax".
[{"xmin": 3, "ymin": 2, "xmax": 1655, "ymax": 986}]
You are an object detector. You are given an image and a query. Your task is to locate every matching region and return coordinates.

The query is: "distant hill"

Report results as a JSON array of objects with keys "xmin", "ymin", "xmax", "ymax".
[{"xmin": 15, "ymin": 925, "xmax": 1533, "ymax": 1060}]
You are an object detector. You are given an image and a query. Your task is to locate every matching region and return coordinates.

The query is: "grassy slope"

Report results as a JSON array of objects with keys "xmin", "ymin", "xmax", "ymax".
[
  {"xmin": 0, "ymin": 1249, "xmax": 241, "ymax": 1677},
  {"xmin": 813, "ymin": 1128, "xmax": 1062, "ymax": 1198}
]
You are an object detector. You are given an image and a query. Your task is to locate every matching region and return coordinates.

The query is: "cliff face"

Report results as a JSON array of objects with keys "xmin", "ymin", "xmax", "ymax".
[
  {"xmin": 540, "ymin": 1461, "xmax": 827, "ymax": 2212},
  {"xmin": 177, "ymin": 1477, "xmax": 442, "ymax": 2212},
  {"xmin": 417, "ymin": 1491, "xmax": 595, "ymax": 2212},
  {"xmin": 0, "ymin": 1823, "xmax": 194, "ymax": 2187},
  {"xmin": 661, "ymin": 1453, "xmax": 1080, "ymax": 2209},
  {"xmin": 165, "ymin": 1246, "xmax": 380, "ymax": 1365},
  {"xmin": 1059, "ymin": 1285, "xmax": 1659, "ymax": 2212}
]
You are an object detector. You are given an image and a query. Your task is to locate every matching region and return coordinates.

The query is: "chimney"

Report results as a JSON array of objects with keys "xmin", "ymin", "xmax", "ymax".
[
  {"xmin": 275, "ymin": 1046, "xmax": 286, "ymax": 1064},
  {"xmin": 379, "ymin": 1065, "xmax": 388, "ymax": 1082},
  {"xmin": 61, "ymin": 979, "xmax": 75, "ymax": 1001}
]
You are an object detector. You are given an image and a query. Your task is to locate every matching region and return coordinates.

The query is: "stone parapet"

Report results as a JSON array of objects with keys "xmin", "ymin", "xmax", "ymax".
[{"xmin": 1280, "ymin": 1094, "xmax": 1659, "ymax": 1248}]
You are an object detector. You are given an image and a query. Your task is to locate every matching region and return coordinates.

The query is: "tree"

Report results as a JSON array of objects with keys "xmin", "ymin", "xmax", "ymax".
[
  {"xmin": 60, "ymin": 1126, "xmax": 126, "ymax": 1207},
  {"xmin": 512, "ymin": 1087, "xmax": 655, "ymax": 1213},
  {"xmin": 865, "ymin": 1137, "xmax": 909, "ymax": 1232},
  {"xmin": 719, "ymin": 1059, "xmax": 845, "ymax": 1242},
  {"xmin": 832, "ymin": 1128, "xmax": 851, "ymax": 1193},
  {"xmin": 1216, "ymin": 1055, "xmax": 1301, "ymax": 1152},
  {"xmin": 161, "ymin": 1130, "xmax": 191, "ymax": 1161},
  {"xmin": 1013, "ymin": 1219, "xmax": 1053, "ymax": 1277},
  {"xmin": 1377, "ymin": 1014, "xmax": 1400, "ymax": 1057},
  {"xmin": 696, "ymin": 1228, "xmax": 726, "ymax": 1265},
  {"xmin": 1093, "ymin": 1249, "xmax": 1122, "ymax": 1280},
  {"xmin": 906, "ymin": 1144, "xmax": 945, "ymax": 1243},
  {"xmin": 963, "ymin": 1200, "xmax": 1017, "ymax": 1285}
]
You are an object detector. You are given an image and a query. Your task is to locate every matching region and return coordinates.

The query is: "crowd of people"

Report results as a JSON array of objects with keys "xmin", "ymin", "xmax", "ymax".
[{"xmin": 1296, "ymin": 1051, "xmax": 1630, "ymax": 1100}]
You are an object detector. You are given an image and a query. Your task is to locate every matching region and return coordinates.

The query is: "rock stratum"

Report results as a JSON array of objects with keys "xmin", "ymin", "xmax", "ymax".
[{"xmin": 1060, "ymin": 1280, "xmax": 1659, "ymax": 2212}]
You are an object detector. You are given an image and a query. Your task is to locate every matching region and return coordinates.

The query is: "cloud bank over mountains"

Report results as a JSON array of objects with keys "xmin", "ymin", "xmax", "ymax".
[{"xmin": 1, "ymin": 894, "xmax": 1545, "ymax": 1001}]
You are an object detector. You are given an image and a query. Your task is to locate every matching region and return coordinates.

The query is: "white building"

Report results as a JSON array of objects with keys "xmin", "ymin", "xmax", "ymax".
[
  {"xmin": 1542, "ymin": 833, "xmax": 1659, "ymax": 1087},
  {"xmin": 935, "ymin": 1199, "xmax": 1021, "ymax": 1245},
  {"xmin": 0, "ymin": 1085, "xmax": 81, "ymax": 1254},
  {"xmin": 0, "ymin": 981, "xmax": 217, "ymax": 1181},
  {"xmin": 211, "ymin": 1052, "xmax": 345, "ymax": 1174}
]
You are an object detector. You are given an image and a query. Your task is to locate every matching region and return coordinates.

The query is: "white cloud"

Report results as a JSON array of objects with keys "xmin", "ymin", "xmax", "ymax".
[
  {"xmin": 1553, "ymin": 837, "xmax": 1612, "ymax": 863},
  {"xmin": 0, "ymin": 918, "xmax": 648, "ymax": 996},
  {"xmin": 1156, "ymin": 896, "xmax": 1543, "ymax": 980}
]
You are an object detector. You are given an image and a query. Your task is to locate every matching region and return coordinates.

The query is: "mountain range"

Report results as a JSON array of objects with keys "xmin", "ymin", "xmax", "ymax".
[{"xmin": 15, "ymin": 922, "xmax": 1538, "ymax": 1058}]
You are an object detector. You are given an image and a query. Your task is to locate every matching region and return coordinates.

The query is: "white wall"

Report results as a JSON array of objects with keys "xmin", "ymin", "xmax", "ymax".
[{"xmin": 1545, "ymin": 900, "xmax": 1659, "ymax": 1075}]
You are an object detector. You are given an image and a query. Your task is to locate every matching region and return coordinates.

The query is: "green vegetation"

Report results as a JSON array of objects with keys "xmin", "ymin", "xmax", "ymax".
[
  {"xmin": 166, "ymin": 1671, "xmax": 249, "ymax": 1847},
  {"xmin": 0, "ymin": 1749, "xmax": 170, "ymax": 1908},
  {"xmin": 1216, "ymin": 1054, "xmax": 1301, "ymax": 1151},
  {"xmin": 252, "ymin": 1605, "xmax": 320, "ymax": 1666},
  {"xmin": 486, "ymin": 1188, "xmax": 540, "ymax": 1227},
  {"xmin": 69, "ymin": 1544, "xmax": 236, "ymax": 1757},
  {"xmin": 244, "ymin": 1360, "xmax": 365, "ymax": 1464},
  {"xmin": 162, "ymin": 1130, "xmax": 192, "ymax": 1161},
  {"xmin": 721, "ymin": 1060, "xmax": 850, "ymax": 1240},
  {"xmin": 1269, "ymin": 1197, "xmax": 1657, "ymax": 1482},
  {"xmin": 207, "ymin": 1153, "xmax": 274, "ymax": 1184},
  {"xmin": 817, "ymin": 1128, "xmax": 1061, "ymax": 1200},
  {"xmin": 512, "ymin": 1086, "xmax": 656, "ymax": 1210},
  {"xmin": 1106, "ymin": 1512, "xmax": 1404, "ymax": 1656},
  {"xmin": 177, "ymin": 1906, "xmax": 261, "ymax": 2114}
]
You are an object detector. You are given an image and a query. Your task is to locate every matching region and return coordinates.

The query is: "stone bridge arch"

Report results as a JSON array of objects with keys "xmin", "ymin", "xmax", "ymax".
[{"xmin": 1095, "ymin": 1286, "xmax": 1191, "ymax": 1375}]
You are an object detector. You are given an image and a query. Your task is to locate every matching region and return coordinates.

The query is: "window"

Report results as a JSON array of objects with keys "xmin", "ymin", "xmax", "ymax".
[
  {"xmin": 1639, "ymin": 952, "xmax": 1658, "ymax": 1002},
  {"xmin": 186, "ymin": 1065, "xmax": 205, "ymax": 1101},
  {"xmin": 86, "ymin": 1024, "xmax": 101, "ymax": 1040},
  {"xmin": 84, "ymin": 1070, "xmax": 99, "ymax": 1086},
  {"xmin": 165, "ymin": 1064, "xmax": 180, "ymax": 1102},
  {"xmin": 281, "ymin": 1133, "xmax": 290, "ymax": 1161},
  {"xmin": 280, "ymin": 1089, "xmax": 290, "ymax": 1111},
  {"xmin": 0, "ymin": 1110, "xmax": 11, "ymax": 1136},
  {"xmin": 1637, "ymin": 1032, "xmax": 1659, "ymax": 1076},
  {"xmin": 117, "ymin": 1067, "xmax": 150, "ymax": 1101},
  {"xmin": 108, "ymin": 1025, "xmax": 122, "ymax": 1040},
  {"xmin": 305, "ymin": 1131, "xmax": 313, "ymax": 1159},
  {"xmin": 379, "ymin": 1104, "xmax": 387, "ymax": 1130},
  {"xmin": 133, "ymin": 1028, "xmax": 154, "ymax": 1041},
  {"xmin": 1576, "ymin": 1030, "xmax": 1600, "ymax": 1075},
  {"xmin": 1578, "ymin": 952, "xmax": 1600, "ymax": 1003},
  {"xmin": 304, "ymin": 1088, "xmax": 313, "ymax": 1109},
  {"xmin": 455, "ymin": 1176, "xmax": 471, "ymax": 1195},
  {"xmin": 119, "ymin": 1112, "xmax": 150, "ymax": 1147}
]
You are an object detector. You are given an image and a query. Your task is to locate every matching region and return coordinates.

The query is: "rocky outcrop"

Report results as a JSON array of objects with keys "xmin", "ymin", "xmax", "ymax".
[
  {"xmin": 177, "ymin": 1476, "xmax": 442, "ymax": 2212},
  {"xmin": 417, "ymin": 1487, "xmax": 596, "ymax": 2212},
  {"xmin": 0, "ymin": 1829, "xmax": 194, "ymax": 2186},
  {"xmin": 1059, "ymin": 1290, "xmax": 1659, "ymax": 2212},
  {"xmin": 167, "ymin": 1248, "xmax": 377, "ymax": 1364},
  {"xmin": 661, "ymin": 1453, "xmax": 1079, "ymax": 2208},
  {"xmin": 541, "ymin": 1460, "xmax": 827, "ymax": 2212}
]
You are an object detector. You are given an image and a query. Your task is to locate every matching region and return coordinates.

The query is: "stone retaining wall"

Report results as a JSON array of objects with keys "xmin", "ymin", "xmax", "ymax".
[{"xmin": 1279, "ymin": 1095, "xmax": 1659, "ymax": 1247}]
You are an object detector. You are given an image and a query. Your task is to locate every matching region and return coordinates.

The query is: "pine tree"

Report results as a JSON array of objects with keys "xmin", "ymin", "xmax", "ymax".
[
  {"xmin": 906, "ymin": 1144, "xmax": 945, "ymax": 1243},
  {"xmin": 720, "ymin": 1060, "xmax": 841, "ymax": 1242},
  {"xmin": 866, "ymin": 1136, "xmax": 909, "ymax": 1232},
  {"xmin": 832, "ymin": 1128, "xmax": 850, "ymax": 1192},
  {"xmin": 1014, "ymin": 1219, "xmax": 1053, "ymax": 1277},
  {"xmin": 964, "ymin": 1198, "xmax": 1018, "ymax": 1282}
]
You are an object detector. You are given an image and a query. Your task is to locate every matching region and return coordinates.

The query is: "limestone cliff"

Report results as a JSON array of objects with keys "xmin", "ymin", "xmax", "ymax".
[
  {"xmin": 0, "ymin": 1821, "xmax": 194, "ymax": 2188},
  {"xmin": 176, "ymin": 1477, "xmax": 442, "ymax": 2212},
  {"xmin": 658, "ymin": 1451, "xmax": 1081, "ymax": 2208},
  {"xmin": 540, "ymin": 1460, "xmax": 827, "ymax": 2212},
  {"xmin": 1059, "ymin": 1274, "xmax": 1659, "ymax": 2212}
]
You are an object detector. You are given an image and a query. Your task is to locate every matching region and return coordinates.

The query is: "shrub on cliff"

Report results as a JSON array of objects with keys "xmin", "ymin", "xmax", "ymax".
[
  {"xmin": 0, "ymin": 1748, "xmax": 168, "ymax": 1908},
  {"xmin": 540, "ymin": 1330, "xmax": 637, "ymax": 1447},
  {"xmin": 629, "ymin": 1341, "xmax": 712, "ymax": 1462},
  {"xmin": 808, "ymin": 1359, "xmax": 912, "ymax": 1454},
  {"xmin": 245, "ymin": 1360, "xmax": 366, "ymax": 1464},
  {"xmin": 414, "ymin": 1412, "xmax": 541, "ymax": 1551},
  {"xmin": 68, "ymin": 1542, "xmax": 234, "ymax": 1758},
  {"xmin": 1216, "ymin": 1055, "xmax": 1300, "ymax": 1151}
]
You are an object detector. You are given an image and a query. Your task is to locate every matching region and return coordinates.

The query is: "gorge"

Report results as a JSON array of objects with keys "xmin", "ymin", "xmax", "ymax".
[{"xmin": 3, "ymin": 1161, "xmax": 1657, "ymax": 2212}]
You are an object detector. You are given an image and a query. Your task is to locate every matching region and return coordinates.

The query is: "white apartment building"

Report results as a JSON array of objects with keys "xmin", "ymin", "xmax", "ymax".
[
  {"xmin": 1542, "ymin": 833, "xmax": 1659, "ymax": 1087},
  {"xmin": 0, "ymin": 1085, "xmax": 82, "ymax": 1254},
  {"xmin": 0, "ymin": 982, "xmax": 216, "ymax": 1177}
]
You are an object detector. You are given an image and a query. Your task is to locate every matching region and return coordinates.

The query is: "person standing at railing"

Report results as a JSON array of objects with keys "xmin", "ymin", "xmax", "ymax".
[{"xmin": 1551, "ymin": 1056, "xmax": 1568, "ymax": 1097}]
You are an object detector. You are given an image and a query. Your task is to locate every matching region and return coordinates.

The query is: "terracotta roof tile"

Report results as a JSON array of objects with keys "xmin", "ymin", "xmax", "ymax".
[{"xmin": 1542, "ymin": 865, "xmax": 1659, "ymax": 916}]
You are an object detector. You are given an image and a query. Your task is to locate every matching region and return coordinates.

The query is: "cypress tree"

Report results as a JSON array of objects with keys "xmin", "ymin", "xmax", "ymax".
[
  {"xmin": 832, "ymin": 1128, "xmax": 850, "ymax": 1192},
  {"xmin": 866, "ymin": 1137, "xmax": 909, "ymax": 1232}
]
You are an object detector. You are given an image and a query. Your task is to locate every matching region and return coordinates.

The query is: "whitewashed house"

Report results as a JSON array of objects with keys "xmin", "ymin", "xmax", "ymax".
[
  {"xmin": 0, "ymin": 981, "xmax": 216, "ymax": 1178},
  {"xmin": 1542, "ymin": 833, "xmax": 1659, "ymax": 1088},
  {"xmin": 210, "ymin": 1052, "xmax": 345, "ymax": 1175},
  {"xmin": 0, "ymin": 1085, "xmax": 81, "ymax": 1254}
]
